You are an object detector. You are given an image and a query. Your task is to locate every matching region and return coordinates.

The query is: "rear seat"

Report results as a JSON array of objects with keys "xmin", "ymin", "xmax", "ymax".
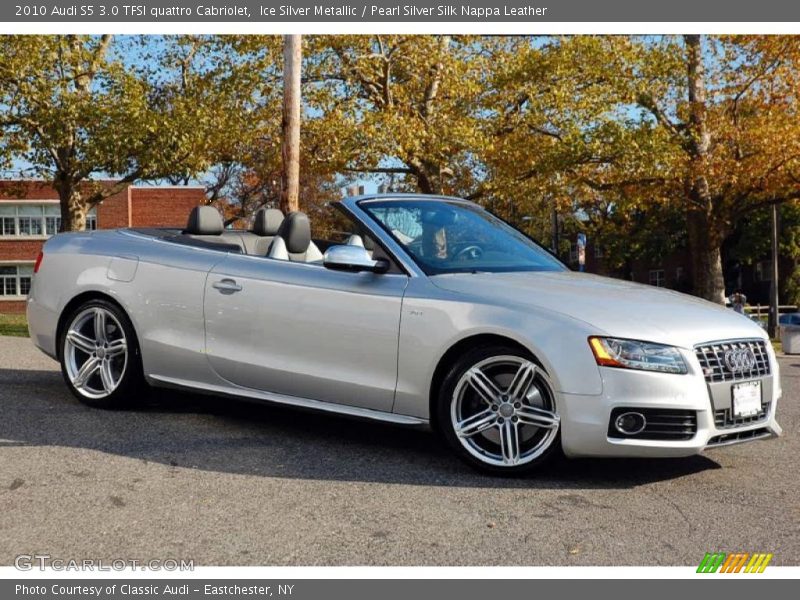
[
  {"xmin": 246, "ymin": 208, "xmax": 284, "ymax": 255},
  {"xmin": 212, "ymin": 207, "xmax": 284, "ymax": 255},
  {"xmin": 183, "ymin": 206, "xmax": 244, "ymax": 253},
  {"xmin": 182, "ymin": 206, "xmax": 286, "ymax": 255}
]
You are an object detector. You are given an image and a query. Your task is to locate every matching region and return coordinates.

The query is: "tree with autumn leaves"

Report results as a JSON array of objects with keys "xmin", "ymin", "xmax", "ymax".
[
  {"xmin": 0, "ymin": 35, "xmax": 283, "ymax": 231},
  {"xmin": 1, "ymin": 34, "xmax": 799, "ymax": 304},
  {"xmin": 479, "ymin": 35, "xmax": 800, "ymax": 303},
  {"xmin": 631, "ymin": 35, "xmax": 800, "ymax": 303}
]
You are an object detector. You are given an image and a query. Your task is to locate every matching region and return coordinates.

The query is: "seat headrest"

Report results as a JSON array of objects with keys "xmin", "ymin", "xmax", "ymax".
[
  {"xmin": 185, "ymin": 206, "xmax": 224, "ymax": 235},
  {"xmin": 363, "ymin": 234, "xmax": 375, "ymax": 251},
  {"xmin": 252, "ymin": 208, "xmax": 284, "ymax": 237},
  {"xmin": 276, "ymin": 211, "xmax": 311, "ymax": 254}
]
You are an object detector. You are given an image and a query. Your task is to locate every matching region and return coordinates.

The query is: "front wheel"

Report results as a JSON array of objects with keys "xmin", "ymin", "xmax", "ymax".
[
  {"xmin": 437, "ymin": 346, "xmax": 562, "ymax": 475},
  {"xmin": 58, "ymin": 299, "xmax": 145, "ymax": 408}
]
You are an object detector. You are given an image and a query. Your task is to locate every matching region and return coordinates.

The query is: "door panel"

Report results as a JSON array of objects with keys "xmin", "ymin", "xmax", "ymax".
[{"xmin": 204, "ymin": 255, "xmax": 407, "ymax": 412}]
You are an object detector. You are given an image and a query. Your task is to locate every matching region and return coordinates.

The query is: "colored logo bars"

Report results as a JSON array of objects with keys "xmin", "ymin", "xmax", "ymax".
[{"xmin": 697, "ymin": 552, "xmax": 773, "ymax": 573}]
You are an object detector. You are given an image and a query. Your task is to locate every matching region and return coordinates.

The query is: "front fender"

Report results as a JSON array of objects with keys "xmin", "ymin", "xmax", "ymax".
[{"xmin": 393, "ymin": 278, "xmax": 603, "ymax": 419}]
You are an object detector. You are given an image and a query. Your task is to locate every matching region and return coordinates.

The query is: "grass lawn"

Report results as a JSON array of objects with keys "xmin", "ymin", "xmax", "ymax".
[{"xmin": 0, "ymin": 313, "xmax": 29, "ymax": 337}]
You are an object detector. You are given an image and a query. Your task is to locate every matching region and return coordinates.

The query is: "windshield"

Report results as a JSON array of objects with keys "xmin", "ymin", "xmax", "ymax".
[{"xmin": 361, "ymin": 199, "xmax": 566, "ymax": 275}]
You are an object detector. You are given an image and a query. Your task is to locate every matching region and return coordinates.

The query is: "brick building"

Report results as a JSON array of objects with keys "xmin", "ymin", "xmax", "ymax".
[
  {"xmin": 565, "ymin": 236, "xmax": 793, "ymax": 305},
  {"xmin": 0, "ymin": 180, "xmax": 204, "ymax": 313}
]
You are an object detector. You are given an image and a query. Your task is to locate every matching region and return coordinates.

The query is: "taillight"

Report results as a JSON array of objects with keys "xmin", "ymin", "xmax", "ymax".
[{"xmin": 33, "ymin": 251, "xmax": 43, "ymax": 273}]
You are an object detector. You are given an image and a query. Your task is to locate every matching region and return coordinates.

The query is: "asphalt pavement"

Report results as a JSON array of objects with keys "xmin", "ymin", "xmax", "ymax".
[{"xmin": 0, "ymin": 335, "xmax": 798, "ymax": 566}]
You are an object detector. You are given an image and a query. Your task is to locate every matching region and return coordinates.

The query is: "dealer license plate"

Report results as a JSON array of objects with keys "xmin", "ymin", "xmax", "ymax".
[{"xmin": 732, "ymin": 381, "xmax": 762, "ymax": 418}]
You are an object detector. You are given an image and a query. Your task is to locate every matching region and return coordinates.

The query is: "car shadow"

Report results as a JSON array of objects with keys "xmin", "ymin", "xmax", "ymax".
[{"xmin": 0, "ymin": 367, "xmax": 721, "ymax": 489}]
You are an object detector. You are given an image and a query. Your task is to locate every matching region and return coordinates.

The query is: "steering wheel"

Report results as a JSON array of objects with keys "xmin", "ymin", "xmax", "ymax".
[{"xmin": 455, "ymin": 245, "xmax": 484, "ymax": 261}]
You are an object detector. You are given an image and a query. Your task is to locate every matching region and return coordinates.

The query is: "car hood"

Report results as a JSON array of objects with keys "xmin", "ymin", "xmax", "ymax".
[{"xmin": 430, "ymin": 270, "xmax": 766, "ymax": 348}]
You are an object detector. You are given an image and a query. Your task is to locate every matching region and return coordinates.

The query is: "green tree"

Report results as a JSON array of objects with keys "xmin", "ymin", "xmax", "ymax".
[
  {"xmin": 484, "ymin": 35, "xmax": 800, "ymax": 302},
  {"xmin": 730, "ymin": 200, "xmax": 800, "ymax": 305},
  {"xmin": 630, "ymin": 35, "xmax": 800, "ymax": 301},
  {"xmin": 0, "ymin": 35, "xmax": 276, "ymax": 231},
  {"xmin": 303, "ymin": 35, "xmax": 494, "ymax": 196}
]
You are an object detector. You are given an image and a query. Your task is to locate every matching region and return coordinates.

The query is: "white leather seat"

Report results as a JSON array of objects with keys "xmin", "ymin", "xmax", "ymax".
[
  {"xmin": 346, "ymin": 234, "xmax": 365, "ymax": 247},
  {"xmin": 247, "ymin": 207, "xmax": 284, "ymax": 255},
  {"xmin": 267, "ymin": 211, "xmax": 323, "ymax": 263}
]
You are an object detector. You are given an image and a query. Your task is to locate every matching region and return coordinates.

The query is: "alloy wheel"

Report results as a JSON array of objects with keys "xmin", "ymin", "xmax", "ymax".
[
  {"xmin": 64, "ymin": 307, "xmax": 128, "ymax": 400},
  {"xmin": 450, "ymin": 355, "xmax": 560, "ymax": 467}
]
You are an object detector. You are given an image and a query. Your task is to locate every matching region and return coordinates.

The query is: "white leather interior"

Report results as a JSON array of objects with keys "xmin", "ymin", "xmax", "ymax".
[
  {"xmin": 304, "ymin": 241, "xmax": 324, "ymax": 263},
  {"xmin": 268, "ymin": 236, "xmax": 290, "ymax": 261},
  {"xmin": 346, "ymin": 234, "xmax": 365, "ymax": 247}
]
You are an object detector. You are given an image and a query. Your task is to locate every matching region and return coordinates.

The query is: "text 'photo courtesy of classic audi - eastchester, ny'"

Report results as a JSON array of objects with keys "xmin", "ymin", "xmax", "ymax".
[{"xmin": 26, "ymin": 195, "xmax": 782, "ymax": 474}]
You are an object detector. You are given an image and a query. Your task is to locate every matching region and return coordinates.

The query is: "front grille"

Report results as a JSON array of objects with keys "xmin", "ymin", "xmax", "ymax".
[
  {"xmin": 714, "ymin": 402, "xmax": 771, "ymax": 429},
  {"xmin": 708, "ymin": 428, "xmax": 772, "ymax": 447},
  {"xmin": 608, "ymin": 407, "xmax": 698, "ymax": 441},
  {"xmin": 694, "ymin": 339, "xmax": 770, "ymax": 383}
]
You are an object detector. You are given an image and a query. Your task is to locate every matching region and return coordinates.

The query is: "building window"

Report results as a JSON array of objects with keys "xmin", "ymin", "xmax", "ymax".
[
  {"xmin": 18, "ymin": 216, "xmax": 43, "ymax": 236},
  {"xmin": 0, "ymin": 203, "xmax": 95, "ymax": 237},
  {"xmin": 755, "ymin": 260, "xmax": 772, "ymax": 282},
  {"xmin": 649, "ymin": 269, "xmax": 665, "ymax": 287},
  {"xmin": 45, "ymin": 216, "xmax": 60, "ymax": 235},
  {"xmin": 1, "ymin": 216, "xmax": 15, "ymax": 235},
  {"xmin": 0, "ymin": 265, "xmax": 32, "ymax": 298}
]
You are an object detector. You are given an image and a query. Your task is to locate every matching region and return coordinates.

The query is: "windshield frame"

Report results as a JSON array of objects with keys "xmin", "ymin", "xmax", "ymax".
[{"xmin": 357, "ymin": 197, "xmax": 568, "ymax": 276}]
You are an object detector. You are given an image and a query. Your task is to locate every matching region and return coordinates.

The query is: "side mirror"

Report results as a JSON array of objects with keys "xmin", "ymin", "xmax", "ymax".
[{"xmin": 323, "ymin": 245, "xmax": 389, "ymax": 274}]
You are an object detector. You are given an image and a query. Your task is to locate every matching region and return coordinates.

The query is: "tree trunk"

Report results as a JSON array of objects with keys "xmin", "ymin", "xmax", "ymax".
[
  {"xmin": 280, "ymin": 34, "xmax": 302, "ymax": 214},
  {"xmin": 687, "ymin": 210, "xmax": 726, "ymax": 303},
  {"xmin": 684, "ymin": 35, "xmax": 726, "ymax": 303},
  {"xmin": 55, "ymin": 178, "xmax": 87, "ymax": 232}
]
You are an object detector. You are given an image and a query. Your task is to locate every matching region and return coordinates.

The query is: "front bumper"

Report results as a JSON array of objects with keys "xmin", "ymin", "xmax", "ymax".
[{"xmin": 558, "ymin": 350, "xmax": 782, "ymax": 458}]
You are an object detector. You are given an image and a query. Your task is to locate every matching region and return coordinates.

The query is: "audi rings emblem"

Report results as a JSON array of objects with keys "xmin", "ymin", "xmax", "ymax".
[{"xmin": 723, "ymin": 347, "xmax": 757, "ymax": 373}]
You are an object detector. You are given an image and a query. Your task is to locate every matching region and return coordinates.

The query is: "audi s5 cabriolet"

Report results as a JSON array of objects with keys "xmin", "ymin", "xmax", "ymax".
[{"xmin": 26, "ymin": 194, "xmax": 782, "ymax": 474}]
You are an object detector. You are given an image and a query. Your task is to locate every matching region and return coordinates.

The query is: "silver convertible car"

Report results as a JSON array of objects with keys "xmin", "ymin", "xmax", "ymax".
[{"xmin": 27, "ymin": 195, "xmax": 782, "ymax": 474}]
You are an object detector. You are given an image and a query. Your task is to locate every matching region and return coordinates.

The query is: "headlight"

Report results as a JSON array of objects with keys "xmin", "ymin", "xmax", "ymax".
[{"xmin": 588, "ymin": 337, "xmax": 688, "ymax": 374}]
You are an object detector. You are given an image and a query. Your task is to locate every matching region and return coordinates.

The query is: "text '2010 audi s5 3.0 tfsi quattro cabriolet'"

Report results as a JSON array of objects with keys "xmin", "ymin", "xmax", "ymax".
[{"xmin": 27, "ymin": 195, "xmax": 782, "ymax": 474}]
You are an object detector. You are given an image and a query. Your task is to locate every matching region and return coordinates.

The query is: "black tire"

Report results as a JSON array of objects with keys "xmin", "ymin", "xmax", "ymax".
[
  {"xmin": 58, "ymin": 298, "xmax": 145, "ymax": 409},
  {"xmin": 436, "ymin": 344, "xmax": 562, "ymax": 476}
]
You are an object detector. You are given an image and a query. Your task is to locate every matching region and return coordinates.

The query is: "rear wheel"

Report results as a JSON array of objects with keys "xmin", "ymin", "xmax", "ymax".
[
  {"xmin": 437, "ymin": 345, "xmax": 562, "ymax": 475},
  {"xmin": 59, "ymin": 299, "xmax": 144, "ymax": 408}
]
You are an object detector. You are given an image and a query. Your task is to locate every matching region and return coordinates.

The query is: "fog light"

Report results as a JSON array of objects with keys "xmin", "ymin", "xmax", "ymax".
[{"xmin": 614, "ymin": 412, "xmax": 646, "ymax": 435}]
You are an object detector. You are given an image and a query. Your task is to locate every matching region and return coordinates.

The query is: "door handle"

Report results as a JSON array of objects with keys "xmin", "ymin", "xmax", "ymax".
[{"xmin": 212, "ymin": 278, "xmax": 242, "ymax": 294}]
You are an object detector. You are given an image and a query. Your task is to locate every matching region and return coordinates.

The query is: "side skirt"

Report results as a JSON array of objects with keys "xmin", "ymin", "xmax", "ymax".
[{"xmin": 148, "ymin": 374, "xmax": 430, "ymax": 429}]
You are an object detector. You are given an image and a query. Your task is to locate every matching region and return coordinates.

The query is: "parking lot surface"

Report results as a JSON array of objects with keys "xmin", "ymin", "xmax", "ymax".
[{"xmin": 1, "ymin": 335, "xmax": 798, "ymax": 566}]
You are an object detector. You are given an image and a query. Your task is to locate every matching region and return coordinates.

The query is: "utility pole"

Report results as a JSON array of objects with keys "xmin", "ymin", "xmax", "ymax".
[
  {"xmin": 768, "ymin": 203, "xmax": 780, "ymax": 339},
  {"xmin": 551, "ymin": 199, "xmax": 559, "ymax": 256},
  {"xmin": 550, "ymin": 173, "xmax": 561, "ymax": 258},
  {"xmin": 280, "ymin": 34, "xmax": 301, "ymax": 214}
]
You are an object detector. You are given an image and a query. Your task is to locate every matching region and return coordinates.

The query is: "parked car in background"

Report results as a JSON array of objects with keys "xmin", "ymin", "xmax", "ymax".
[
  {"xmin": 26, "ymin": 195, "xmax": 782, "ymax": 474},
  {"xmin": 779, "ymin": 313, "xmax": 800, "ymax": 326}
]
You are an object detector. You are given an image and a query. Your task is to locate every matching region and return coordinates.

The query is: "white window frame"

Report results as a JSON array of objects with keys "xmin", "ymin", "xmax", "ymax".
[
  {"xmin": 594, "ymin": 242, "xmax": 604, "ymax": 258},
  {"xmin": 0, "ymin": 262, "xmax": 34, "ymax": 300},
  {"xmin": 649, "ymin": 269, "xmax": 666, "ymax": 287},
  {"xmin": 0, "ymin": 202, "xmax": 96, "ymax": 239},
  {"xmin": 755, "ymin": 260, "xmax": 772, "ymax": 282}
]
